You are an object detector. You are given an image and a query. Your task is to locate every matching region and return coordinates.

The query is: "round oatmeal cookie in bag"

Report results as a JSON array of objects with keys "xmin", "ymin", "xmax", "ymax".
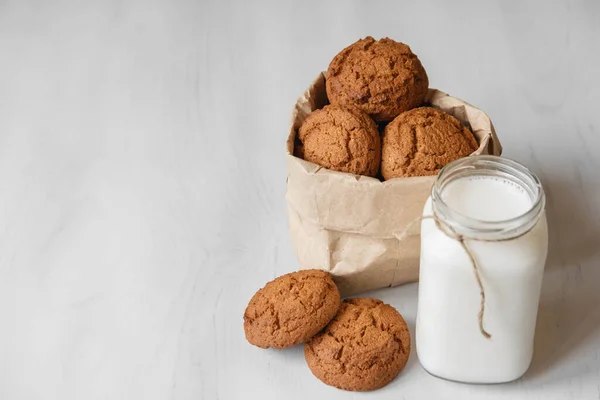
[
  {"xmin": 326, "ymin": 36, "xmax": 429, "ymax": 122},
  {"xmin": 381, "ymin": 107, "xmax": 478, "ymax": 179},
  {"xmin": 298, "ymin": 104, "xmax": 381, "ymax": 177}
]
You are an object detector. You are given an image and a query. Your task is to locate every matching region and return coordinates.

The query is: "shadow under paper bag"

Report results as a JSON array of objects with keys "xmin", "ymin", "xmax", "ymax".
[{"xmin": 285, "ymin": 72, "xmax": 503, "ymax": 296}]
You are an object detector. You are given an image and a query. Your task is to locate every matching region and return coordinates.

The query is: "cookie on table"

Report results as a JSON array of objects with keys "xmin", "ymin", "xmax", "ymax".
[
  {"xmin": 244, "ymin": 270, "xmax": 341, "ymax": 349},
  {"xmin": 326, "ymin": 36, "xmax": 429, "ymax": 122},
  {"xmin": 381, "ymin": 107, "xmax": 478, "ymax": 179},
  {"xmin": 298, "ymin": 104, "xmax": 380, "ymax": 177},
  {"xmin": 304, "ymin": 298, "xmax": 411, "ymax": 392}
]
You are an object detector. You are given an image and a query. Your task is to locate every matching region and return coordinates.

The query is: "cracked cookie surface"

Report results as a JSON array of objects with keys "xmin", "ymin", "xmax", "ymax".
[
  {"xmin": 304, "ymin": 298, "xmax": 410, "ymax": 391},
  {"xmin": 381, "ymin": 106, "xmax": 478, "ymax": 179},
  {"xmin": 298, "ymin": 104, "xmax": 380, "ymax": 177},
  {"xmin": 326, "ymin": 36, "xmax": 429, "ymax": 122},
  {"xmin": 244, "ymin": 270, "xmax": 341, "ymax": 349}
]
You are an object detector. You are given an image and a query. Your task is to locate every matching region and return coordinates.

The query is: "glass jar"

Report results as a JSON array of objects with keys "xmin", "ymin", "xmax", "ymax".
[{"xmin": 416, "ymin": 155, "xmax": 548, "ymax": 384}]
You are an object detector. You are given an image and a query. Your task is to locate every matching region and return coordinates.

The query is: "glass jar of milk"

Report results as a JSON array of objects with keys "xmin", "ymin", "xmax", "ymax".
[{"xmin": 417, "ymin": 155, "xmax": 547, "ymax": 384}]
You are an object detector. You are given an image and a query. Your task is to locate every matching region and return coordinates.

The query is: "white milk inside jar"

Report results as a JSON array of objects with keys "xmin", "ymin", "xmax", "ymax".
[{"xmin": 416, "ymin": 155, "xmax": 548, "ymax": 384}]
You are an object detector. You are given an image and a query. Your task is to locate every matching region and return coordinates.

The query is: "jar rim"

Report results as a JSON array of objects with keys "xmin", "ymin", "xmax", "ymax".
[{"xmin": 431, "ymin": 155, "xmax": 546, "ymax": 239}]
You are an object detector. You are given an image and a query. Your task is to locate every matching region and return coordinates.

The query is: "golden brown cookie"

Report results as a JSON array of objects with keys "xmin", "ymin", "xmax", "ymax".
[
  {"xmin": 244, "ymin": 270, "xmax": 341, "ymax": 349},
  {"xmin": 326, "ymin": 36, "xmax": 429, "ymax": 122},
  {"xmin": 304, "ymin": 298, "xmax": 411, "ymax": 392},
  {"xmin": 297, "ymin": 105, "xmax": 380, "ymax": 177},
  {"xmin": 381, "ymin": 107, "xmax": 479, "ymax": 179}
]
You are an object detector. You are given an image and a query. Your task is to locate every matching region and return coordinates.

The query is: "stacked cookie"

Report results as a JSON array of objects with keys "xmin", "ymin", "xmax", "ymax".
[
  {"xmin": 244, "ymin": 270, "xmax": 410, "ymax": 392},
  {"xmin": 297, "ymin": 36, "xmax": 478, "ymax": 179}
]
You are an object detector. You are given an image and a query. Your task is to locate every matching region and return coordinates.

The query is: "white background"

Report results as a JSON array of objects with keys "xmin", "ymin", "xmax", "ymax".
[{"xmin": 1, "ymin": 0, "xmax": 599, "ymax": 399}]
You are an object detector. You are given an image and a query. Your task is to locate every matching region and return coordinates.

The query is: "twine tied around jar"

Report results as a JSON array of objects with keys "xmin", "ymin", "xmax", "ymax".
[
  {"xmin": 397, "ymin": 210, "xmax": 539, "ymax": 339},
  {"xmin": 396, "ymin": 213, "xmax": 492, "ymax": 339},
  {"xmin": 398, "ymin": 209, "xmax": 540, "ymax": 339}
]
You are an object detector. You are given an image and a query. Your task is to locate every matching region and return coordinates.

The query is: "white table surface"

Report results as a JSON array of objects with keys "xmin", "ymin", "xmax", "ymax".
[{"xmin": 1, "ymin": 1, "xmax": 600, "ymax": 399}]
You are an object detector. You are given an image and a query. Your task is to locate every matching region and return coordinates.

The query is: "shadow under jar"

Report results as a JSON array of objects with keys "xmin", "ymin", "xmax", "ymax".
[{"xmin": 416, "ymin": 155, "xmax": 548, "ymax": 384}]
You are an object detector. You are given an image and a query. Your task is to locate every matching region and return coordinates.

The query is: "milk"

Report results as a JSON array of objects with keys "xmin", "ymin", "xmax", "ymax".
[
  {"xmin": 440, "ymin": 176, "xmax": 533, "ymax": 221},
  {"xmin": 417, "ymin": 172, "xmax": 548, "ymax": 383}
]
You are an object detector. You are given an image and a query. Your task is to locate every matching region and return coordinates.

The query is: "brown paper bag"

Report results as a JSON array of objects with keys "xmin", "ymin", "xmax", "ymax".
[{"xmin": 285, "ymin": 72, "xmax": 502, "ymax": 296}]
